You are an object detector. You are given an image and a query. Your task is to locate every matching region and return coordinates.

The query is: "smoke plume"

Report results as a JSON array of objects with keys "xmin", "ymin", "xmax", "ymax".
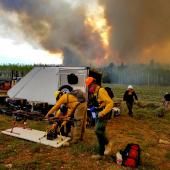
[
  {"xmin": 0, "ymin": 0, "xmax": 170, "ymax": 65},
  {"xmin": 0, "ymin": 0, "xmax": 97, "ymax": 66},
  {"xmin": 99, "ymin": 0, "xmax": 170, "ymax": 63}
]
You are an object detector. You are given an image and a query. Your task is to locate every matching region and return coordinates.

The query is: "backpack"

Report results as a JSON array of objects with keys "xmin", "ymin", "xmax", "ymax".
[
  {"xmin": 96, "ymin": 87, "xmax": 114, "ymax": 99},
  {"xmin": 121, "ymin": 143, "xmax": 141, "ymax": 168},
  {"xmin": 70, "ymin": 89, "xmax": 86, "ymax": 103},
  {"xmin": 104, "ymin": 87, "xmax": 114, "ymax": 99}
]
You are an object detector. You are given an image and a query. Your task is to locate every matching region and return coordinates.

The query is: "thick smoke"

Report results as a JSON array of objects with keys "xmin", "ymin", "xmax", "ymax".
[
  {"xmin": 99, "ymin": 0, "xmax": 170, "ymax": 63},
  {"xmin": 0, "ymin": 0, "xmax": 104, "ymax": 66},
  {"xmin": 1, "ymin": 0, "xmax": 170, "ymax": 65}
]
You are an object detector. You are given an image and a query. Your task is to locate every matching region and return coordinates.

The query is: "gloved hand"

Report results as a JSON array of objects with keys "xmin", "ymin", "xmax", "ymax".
[
  {"xmin": 90, "ymin": 106, "xmax": 96, "ymax": 112},
  {"xmin": 98, "ymin": 112, "xmax": 105, "ymax": 118}
]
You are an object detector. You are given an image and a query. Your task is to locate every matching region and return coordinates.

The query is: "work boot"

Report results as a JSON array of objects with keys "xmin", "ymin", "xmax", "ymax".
[
  {"xmin": 91, "ymin": 154, "xmax": 103, "ymax": 160},
  {"xmin": 104, "ymin": 142, "xmax": 113, "ymax": 156},
  {"xmin": 128, "ymin": 112, "xmax": 133, "ymax": 117},
  {"xmin": 129, "ymin": 113, "xmax": 133, "ymax": 117}
]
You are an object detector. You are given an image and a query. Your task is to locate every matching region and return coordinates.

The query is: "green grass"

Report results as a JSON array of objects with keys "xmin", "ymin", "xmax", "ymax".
[
  {"xmin": 0, "ymin": 149, "xmax": 17, "ymax": 160},
  {"xmin": 27, "ymin": 120, "xmax": 46, "ymax": 131},
  {"xmin": 13, "ymin": 159, "xmax": 40, "ymax": 170},
  {"xmin": 0, "ymin": 164, "xmax": 7, "ymax": 170},
  {"xmin": 106, "ymin": 84, "xmax": 170, "ymax": 102},
  {"xmin": 70, "ymin": 143, "xmax": 98, "ymax": 155},
  {"xmin": 0, "ymin": 85, "xmax": 170, "ymax": 170}
]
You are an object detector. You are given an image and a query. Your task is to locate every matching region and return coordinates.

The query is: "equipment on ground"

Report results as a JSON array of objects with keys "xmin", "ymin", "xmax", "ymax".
[{"xmin": 1, "ymin": 127, "xmax": 70, "ymax": 148}]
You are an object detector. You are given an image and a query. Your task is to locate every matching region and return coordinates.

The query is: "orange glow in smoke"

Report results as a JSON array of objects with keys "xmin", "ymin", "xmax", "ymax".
[
  {"xmin": 48, "ymin": 50, "xmax": 63, "ymax": 59},
  {"xmin": 140, "ymin": 42, "xmax": 170, "ymax": 64},
  {"xmin": 85, "ymin": 5, "xmax": 111, "ymax": 59}
]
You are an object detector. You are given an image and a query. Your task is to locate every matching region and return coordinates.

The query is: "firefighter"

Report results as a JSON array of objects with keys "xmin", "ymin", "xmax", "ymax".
[
  {"xmin": 85, "ymin": 77, "xmax": 114, "ymax": 160},
  {"xmin": 45, "ymin": 89, "xmax": 87, "ymax": 144},
  {"xmin": 123, "ymin": 85, "xmax": 138, "ymax": 117},
  {"xmin": 53, "ymin": 90, "xmax": 72, "ymax": 137}
]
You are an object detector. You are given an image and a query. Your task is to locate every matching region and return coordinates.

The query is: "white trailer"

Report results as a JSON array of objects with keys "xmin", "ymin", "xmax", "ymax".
[{"xmin": 8, "ymin": 66, "xmax": 89, "ymax": 105}]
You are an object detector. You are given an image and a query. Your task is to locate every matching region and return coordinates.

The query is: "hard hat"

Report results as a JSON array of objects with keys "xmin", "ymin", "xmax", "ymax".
[
  {"xmin": 85, "ymin": 77, "xmax": 95, "ymax": 86},
  {"xmin": 128, "ymin": 85, "xmax": 133, "ymax": 89},
  {"xmin": 54, "ymin": 90, "xmax": 60, "ymax": 98}
]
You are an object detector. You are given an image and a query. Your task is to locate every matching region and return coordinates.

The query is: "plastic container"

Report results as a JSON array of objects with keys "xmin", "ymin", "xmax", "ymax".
[{"xmin": 116, "ymin": 151, "xmax": 123, "ymax": 165}]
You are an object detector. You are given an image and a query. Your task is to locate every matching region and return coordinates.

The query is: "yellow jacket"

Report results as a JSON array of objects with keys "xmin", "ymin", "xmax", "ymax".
[
  {"xmin": 47, "ymin": 93, "xmax": 80, "ymax": 117},
  {"xmin": 94, "ymin": 86, "xmax": 114, "ymax": 117}
]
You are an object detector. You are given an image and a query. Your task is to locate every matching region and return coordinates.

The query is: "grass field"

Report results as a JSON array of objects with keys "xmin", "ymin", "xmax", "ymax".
[{"xmin": 0, "ymin": 85, "xmax": 170, "ymax": 170}]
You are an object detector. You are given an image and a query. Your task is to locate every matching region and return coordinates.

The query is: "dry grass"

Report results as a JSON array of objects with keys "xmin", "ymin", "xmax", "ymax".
[{"xmin": 0, "ymin": 85, "xmax": 170, "ymax": 170}]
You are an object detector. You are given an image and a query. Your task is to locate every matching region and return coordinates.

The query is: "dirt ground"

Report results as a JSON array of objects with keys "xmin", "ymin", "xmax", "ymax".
[{"xmin": 0, "ymin": 106, "xmax": 170, "ymax": 170}]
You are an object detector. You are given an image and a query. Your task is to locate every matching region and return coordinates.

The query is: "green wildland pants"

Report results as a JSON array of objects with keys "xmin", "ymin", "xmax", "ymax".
[{"xmin": 95, "ymin": 118, "xmax": 108, "ymax": 155}]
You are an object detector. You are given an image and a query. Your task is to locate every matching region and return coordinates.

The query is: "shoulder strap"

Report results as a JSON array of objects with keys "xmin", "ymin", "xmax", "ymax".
[
  {"xmin": 66, "ymin": 93, "xmax": 81, "ymax": 117},
  {"xmin": 96, "ymin": 87, "xmax": 101, "ymax": 99},
  {"xmin": 73, "ymin": 102, "xmax": 81, "ymax": 114},
  {"xmin": 67, "ymin": 93, "xmax": 69, "ymax": 103}
]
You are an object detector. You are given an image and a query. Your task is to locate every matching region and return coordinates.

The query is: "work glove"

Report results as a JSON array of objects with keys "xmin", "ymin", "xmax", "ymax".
[
  {"xmin": 98, "ymin": 112, "xmax": 105, "ymax": 118},
  {"xmin": 90, "ymin": 106, "xmax": 96, "ymax": 112}
]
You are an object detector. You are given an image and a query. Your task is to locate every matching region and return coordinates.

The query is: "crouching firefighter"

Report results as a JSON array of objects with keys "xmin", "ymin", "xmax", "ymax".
[
  {"xmin": 85, "ymin": 77, "xmax": 114, "ymax": 160},
  {"xmin": 45, "ymin": 90, "xmax": 72, "ymax": 139},
  {"xmin": 45, "ymin": 89, "xmax": 87, "ymax": 144}
]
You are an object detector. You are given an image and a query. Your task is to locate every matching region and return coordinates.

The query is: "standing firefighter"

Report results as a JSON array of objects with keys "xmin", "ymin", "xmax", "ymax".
[
  {"xmin": 45, "ymin": 89, "xmax": 87, "ymax": 144},
  {"xmin": 85, "ymin": 77, "xmax": 114, "ymax": 160},
  {"xmin": 123, "ymin": 85, "xmax": 138, "ymax": 117}
]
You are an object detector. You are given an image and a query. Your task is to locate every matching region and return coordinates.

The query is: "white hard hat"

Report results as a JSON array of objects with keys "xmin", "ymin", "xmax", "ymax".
[{"xmin": 128, "ymin": 85, "xmax": 133, "ymax": 89}]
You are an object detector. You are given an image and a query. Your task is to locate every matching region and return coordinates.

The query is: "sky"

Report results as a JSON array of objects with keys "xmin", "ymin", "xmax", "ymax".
[
  {"xmin": 0, "ymin": 9, "xmax": 63, "ymax": 65},
  {"xmin": 0, "ymin": 0, "xmax": 170, "ymax": 66},
  {"xmin": 0, "ymin": 37, "xmax": 62, "ymax": 65}
]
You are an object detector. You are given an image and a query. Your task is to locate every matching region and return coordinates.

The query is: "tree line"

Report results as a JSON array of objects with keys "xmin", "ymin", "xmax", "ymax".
[
  {"xmin": 1, "ymin": 63, "xmax": 170, "ymax": 86},
  {"xmin": 99, "ymin": 62, "xmax": 170, "ymax": 86},
  {"xmin": 0, "ymin": 64, "xmax": 33, "ymax": 80}
]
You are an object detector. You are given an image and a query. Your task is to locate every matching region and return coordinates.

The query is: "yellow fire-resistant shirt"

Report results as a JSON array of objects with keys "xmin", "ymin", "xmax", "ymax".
[
  {"xmin": 94, "ymin": 86, "xmax": 114, "ymax": 117},
  {"xmin": 47, "ymin": 93, "xmax": 80, "ymax": 118}
]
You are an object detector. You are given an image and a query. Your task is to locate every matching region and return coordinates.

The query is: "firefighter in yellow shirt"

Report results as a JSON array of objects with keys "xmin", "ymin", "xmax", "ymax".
[
  {"xmin": 45, "ymin": 89, "xmax": 87, "ymax": 143},
  {"xmin": 86, "ymin": 77, "xmax": 114, "ymax": 159},
  {"xmin": 53, "ymin": 91, "xmax": 72, "ymax": 137}
]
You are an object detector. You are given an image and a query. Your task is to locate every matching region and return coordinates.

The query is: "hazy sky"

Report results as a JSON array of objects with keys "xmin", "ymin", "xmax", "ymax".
[
  {"xmin": 0, "ymin": 37, "xmax": 62, "ymax": 65},
  {"xmin": 0, "ymin": 8, "xmax": 63, "ymax": 65},
  {"xmin": 0, "ymin": 0, "xmax": 170, "ymax": 65}
]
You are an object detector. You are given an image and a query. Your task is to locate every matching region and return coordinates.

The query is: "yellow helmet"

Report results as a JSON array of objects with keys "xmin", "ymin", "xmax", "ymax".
[{"xmin": 54, "ymin": 90, "xmax": 60, "ymax": 98}]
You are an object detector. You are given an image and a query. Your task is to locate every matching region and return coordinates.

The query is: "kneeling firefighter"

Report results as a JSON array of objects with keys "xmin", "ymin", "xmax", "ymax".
[
  {"xmin": 86, "ymin": 77, "xmax": 114, "ymax": 159},
  {"xmin": 45, "ymin": 89, "xmax": 87, "ymax": 143},
  {"xmin": 53, "ymin": 90, "xmax": 72, "ymax": 137}
]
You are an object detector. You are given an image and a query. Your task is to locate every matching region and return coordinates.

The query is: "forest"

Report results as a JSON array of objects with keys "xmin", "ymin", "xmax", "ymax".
[
  {"xmin": 0, "ymin": 62, "xmax": 170, "ymax": 86},
  {"xmin": 100, "ymin": 61, "xmax": 170, "ymax": 86}
]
